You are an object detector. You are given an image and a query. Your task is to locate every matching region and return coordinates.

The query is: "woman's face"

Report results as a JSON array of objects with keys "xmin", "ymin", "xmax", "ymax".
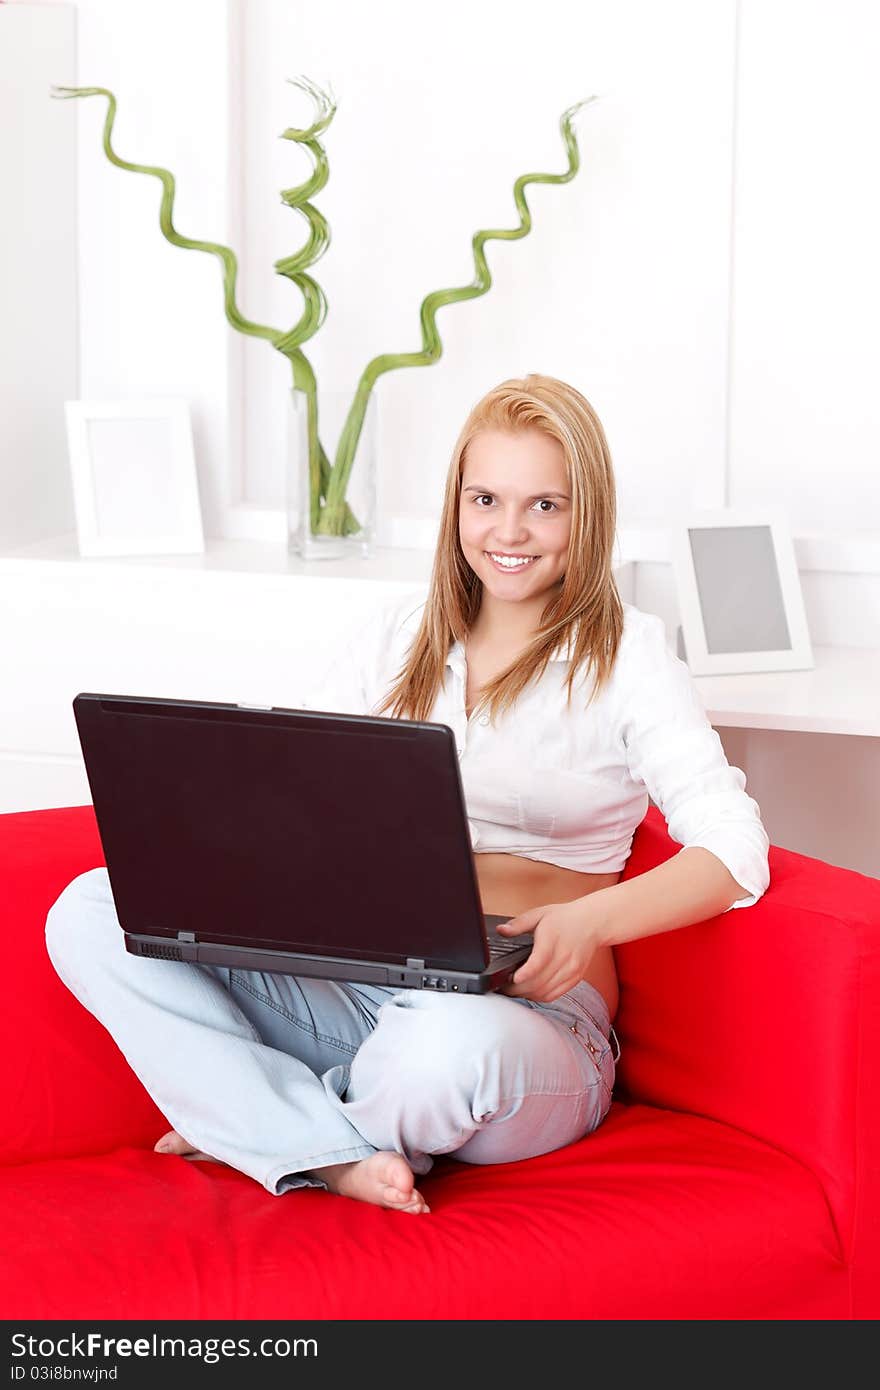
[{"xmin": 458, "ymin": 427, "xmax": 572, "ymax": 604}]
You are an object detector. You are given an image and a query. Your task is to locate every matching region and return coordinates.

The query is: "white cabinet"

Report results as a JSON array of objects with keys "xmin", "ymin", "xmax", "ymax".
[{"xmin": 0, "ymin": 539, "xmax": 439, "ymax": 814}]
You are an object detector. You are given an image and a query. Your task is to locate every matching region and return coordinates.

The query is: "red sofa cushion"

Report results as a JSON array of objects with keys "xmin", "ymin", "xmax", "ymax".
[{"xmin": 0, "ymin": 1106, "xmax": 845, "ymax": 1321}]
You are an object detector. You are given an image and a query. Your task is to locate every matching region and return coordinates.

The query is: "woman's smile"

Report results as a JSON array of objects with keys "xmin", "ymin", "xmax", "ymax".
[{"xmin": 484, "ymin": 552, "xmax": 541, "ymax": 574}]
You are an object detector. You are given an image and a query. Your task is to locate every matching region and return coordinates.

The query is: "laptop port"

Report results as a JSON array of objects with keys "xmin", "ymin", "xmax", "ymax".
[{"xmin": 424, "ymin": 976, "xmax": 449, "ymax": 990}]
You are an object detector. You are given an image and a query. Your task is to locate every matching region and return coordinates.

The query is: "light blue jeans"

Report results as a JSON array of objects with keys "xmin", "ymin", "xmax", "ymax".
[{"xmin": 45, "ymin": 867, "xmax": 618, "ymax": 1196}]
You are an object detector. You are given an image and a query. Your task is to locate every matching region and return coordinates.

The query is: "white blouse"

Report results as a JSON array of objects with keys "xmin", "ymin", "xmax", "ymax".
[{"xmin": 303, "ymin": 589, "xmax": 771, "ymax": 911}]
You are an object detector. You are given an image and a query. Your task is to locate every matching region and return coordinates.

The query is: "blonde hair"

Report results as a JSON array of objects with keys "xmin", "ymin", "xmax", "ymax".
[{"xmin": 374, "ymin": 373, "xmax": 624, "ymax": 725}]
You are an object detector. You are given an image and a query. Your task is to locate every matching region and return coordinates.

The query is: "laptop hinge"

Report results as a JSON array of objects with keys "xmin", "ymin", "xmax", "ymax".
[
  {"xmin": 177, "ymin": 931, "xmax": 197, "ymax": 943},
  {"xmin": 406, "ymin": 957, "xmax": 425, "ymax": 970}
]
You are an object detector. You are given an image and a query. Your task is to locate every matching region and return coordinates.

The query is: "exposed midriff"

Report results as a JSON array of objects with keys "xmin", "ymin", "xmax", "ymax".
[{"xmin": 473, "ymin": 851, "xmax": 621, "ymax": 1021}]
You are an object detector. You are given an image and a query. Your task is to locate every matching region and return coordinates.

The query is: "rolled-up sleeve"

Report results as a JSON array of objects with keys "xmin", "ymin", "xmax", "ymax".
[
  {"xmin": 299, "ymin": 607, "xmax": 386, "ymax": 716},
  {"xmin": 617, "ymin": 614, "xmax": 770, "ymax": 910},
  {"xmin": 299, "ymin": 591, "xmax": 420, "ymax": 718}
]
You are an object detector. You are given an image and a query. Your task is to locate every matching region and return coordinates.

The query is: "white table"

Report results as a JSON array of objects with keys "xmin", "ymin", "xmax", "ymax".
[
  {"xmin": 692, "ymin": 645, "xmax": 880, "ymax": 739},
  {"xmin": 687, "ymin": 646, "xmax": 879, "ymax": 881}
]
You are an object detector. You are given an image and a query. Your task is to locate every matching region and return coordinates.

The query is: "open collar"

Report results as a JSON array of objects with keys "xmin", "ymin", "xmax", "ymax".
[
  {"xmin": 396, "ymin": 596, "xmax": 576, "ymax": 678},
  {"xmin": 445, "ymin": 633, "xmax": 575, "ymax": 678}
]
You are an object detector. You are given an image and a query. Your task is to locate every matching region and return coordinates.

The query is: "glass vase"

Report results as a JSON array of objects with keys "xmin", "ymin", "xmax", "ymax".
[{"xmin": 286, "ymin": 387, "xmax": 378, "ymax": 561}]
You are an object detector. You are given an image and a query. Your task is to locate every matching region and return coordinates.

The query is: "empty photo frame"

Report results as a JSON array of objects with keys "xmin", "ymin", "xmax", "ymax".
[
  {"xmin": 64, "ymin": 398, "xmax": 205, "ymax": 557},
  {"xmin": 670, "ymin": 511, "xmax": 814, "ymax": 675}
]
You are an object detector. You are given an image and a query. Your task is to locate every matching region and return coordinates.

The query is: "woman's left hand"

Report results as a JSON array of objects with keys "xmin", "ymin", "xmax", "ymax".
[{"xmin": 497, "ymin": 898, "xmax": 604, "ymax": 1004}]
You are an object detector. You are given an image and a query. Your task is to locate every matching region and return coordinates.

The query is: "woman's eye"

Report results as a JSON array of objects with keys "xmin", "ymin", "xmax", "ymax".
[{"xmin": 473, "ymin": 495, "xmax": 556, "ymax": 513}]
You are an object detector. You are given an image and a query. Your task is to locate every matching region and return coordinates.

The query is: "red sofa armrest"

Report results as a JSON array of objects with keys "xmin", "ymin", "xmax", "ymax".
[
  {"xmin": 618, "ymin": 806, "xmax": 880, "ymax": 1313},
  {"xmin": 2, "ymin": 805, "xmax": 166, "ymax": 1167}
]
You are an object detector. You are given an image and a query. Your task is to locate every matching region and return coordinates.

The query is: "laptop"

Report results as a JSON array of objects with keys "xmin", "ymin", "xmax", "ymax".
[{"xmin": 72, "ymin": 693, "xmax": 535, "ymax": 994}]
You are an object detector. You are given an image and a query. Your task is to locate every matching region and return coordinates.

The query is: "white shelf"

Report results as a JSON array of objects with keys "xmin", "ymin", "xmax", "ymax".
[{"xmin": 0, "ymin": 532, "xmax": 436, "ymax": 587}]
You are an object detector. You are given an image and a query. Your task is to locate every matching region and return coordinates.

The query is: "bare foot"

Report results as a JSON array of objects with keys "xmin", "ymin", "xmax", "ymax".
[
  {"xmin": 310, "ymin": 1152, "xmax": 430, "ymax": 1214},
  {"xmin": 154, "ymin": 1128, "xmax": 226, "ymax": 1165}
]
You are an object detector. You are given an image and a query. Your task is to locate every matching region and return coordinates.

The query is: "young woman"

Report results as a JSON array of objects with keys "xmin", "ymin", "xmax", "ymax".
[{"xmin": 45, "ymin": 374, "xmax": 770, "ymax": 1216}]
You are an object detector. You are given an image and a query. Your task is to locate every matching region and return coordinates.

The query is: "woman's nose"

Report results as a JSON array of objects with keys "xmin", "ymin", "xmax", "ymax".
[{"xmin": 493, "ymin": 516, "xmax": 530, "ymax": 546}]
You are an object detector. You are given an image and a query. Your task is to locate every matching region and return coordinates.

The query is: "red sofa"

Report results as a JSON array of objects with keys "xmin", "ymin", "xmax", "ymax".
[{"xmin": 3, "ymin": 803, "xmax": 879, "ymax": 1320}]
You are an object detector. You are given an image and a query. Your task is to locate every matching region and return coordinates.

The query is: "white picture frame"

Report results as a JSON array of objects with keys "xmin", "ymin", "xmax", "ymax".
[
  {"xmin": 670, "ymin": 509, "xmax": 814, "ymax": 675},
  {"xmin": 64, "ymin": 398, "xmax": 205, "ymax": 557}
]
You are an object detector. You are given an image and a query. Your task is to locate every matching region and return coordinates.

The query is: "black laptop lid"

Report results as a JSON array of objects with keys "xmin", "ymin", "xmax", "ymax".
[{"xmin": 72, "ymin": 694, "xmax": 490, "ymax": 973}]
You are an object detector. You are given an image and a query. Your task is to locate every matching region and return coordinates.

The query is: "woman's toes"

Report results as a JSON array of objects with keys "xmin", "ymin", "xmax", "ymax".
[
  {"xmin": 154, "ymin": 1129, "xmax": 223, "ymax": 1162},
  {"xmin": 154, "ymin": 1129, "xmax": 196, "ymax": 1155},
  {"xmin": 388, "ymin": 1191, "xmax": 431, "ymax": 1214}
]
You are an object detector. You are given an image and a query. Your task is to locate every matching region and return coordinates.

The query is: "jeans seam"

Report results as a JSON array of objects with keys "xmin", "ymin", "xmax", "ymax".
[
  {"xmin": 566, "ymin": 1025, "xmax": 615, "ymax": 1102},
  {"xmin": 445, "ymin": 1085, "xmax": 594, "ymax": 1156},
  {"xmin": 229, "ymin": 972, "xmax": 361, "ymax": 1056},
  {"xmin": 491, "ymin": 1085, "xmax": 600, "ymax": 1106}
]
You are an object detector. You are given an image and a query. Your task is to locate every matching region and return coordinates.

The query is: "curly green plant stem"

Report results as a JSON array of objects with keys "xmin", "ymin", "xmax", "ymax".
[
  {"xmin": 50, "ymin": 81, "xmax": 361, "ymax": 538},
  {"xmin": 320, "ymin": 96, "xmax": 598, "ymax": 530},
  {"xmin": 273, "ymin": 76, "xmax": 361, "ymax": 537}
]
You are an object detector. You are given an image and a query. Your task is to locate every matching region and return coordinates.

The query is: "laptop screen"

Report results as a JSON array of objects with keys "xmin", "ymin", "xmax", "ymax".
[{"xmin": 73, "ymin": 695, "xmax": 490, "ymax": 971}]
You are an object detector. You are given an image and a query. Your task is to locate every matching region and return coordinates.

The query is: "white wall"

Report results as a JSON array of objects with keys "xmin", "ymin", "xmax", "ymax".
[
  {"xmin": 631, "ymin": 0, "xmax": 880, "ymax": 649},
  {"xmin": 12, "ymin": 2, "xmax": 876, "ymax": 587},
  {"xmin": 729, "ymin": 0, "xmax": 880, "ymax": 533},
  {"xmin": 0, "ymin": 3, "xmax": 77, "ymax": 549},
  {"xmin": 239, "ymin": 0, "xmax": 739, "ymax": 547},
  {"xmin": 66, "ymin": 0, "xmax": 241, "ymax": 538},
  {"xmin": 3, "ymin": 3, "xmax": 879, "ymax": 616}
]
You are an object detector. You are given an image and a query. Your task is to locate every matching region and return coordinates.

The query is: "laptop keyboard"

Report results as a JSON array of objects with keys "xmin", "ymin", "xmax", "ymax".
[{"xmin": 487, "ymin": 935, "xmax": 533, "ymax": 958}]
